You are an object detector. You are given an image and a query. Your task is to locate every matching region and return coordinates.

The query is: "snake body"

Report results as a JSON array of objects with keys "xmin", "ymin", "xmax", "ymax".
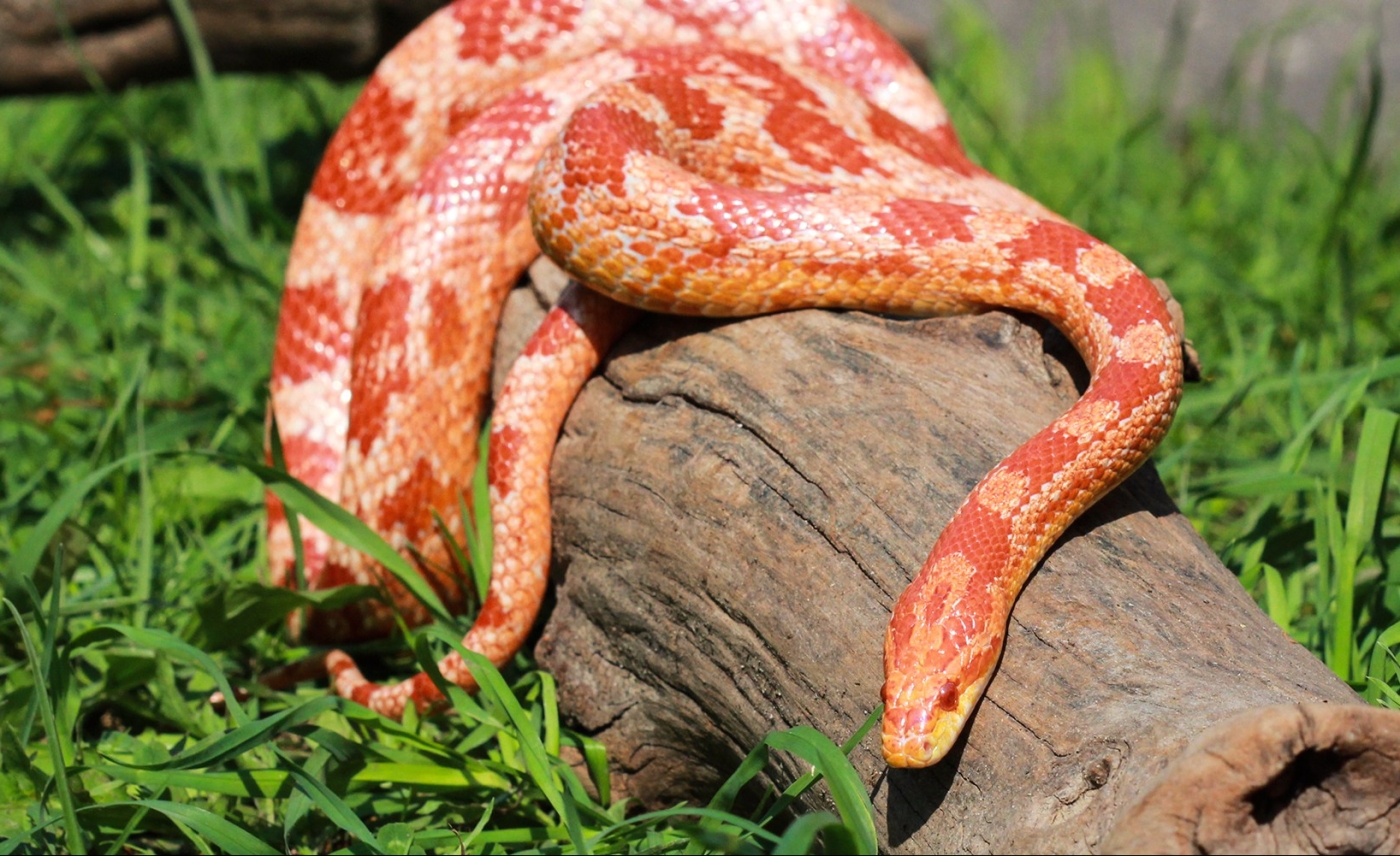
[{"xmin": 269, "ymin": 0, "xmax": 1184, "ymax": 767}]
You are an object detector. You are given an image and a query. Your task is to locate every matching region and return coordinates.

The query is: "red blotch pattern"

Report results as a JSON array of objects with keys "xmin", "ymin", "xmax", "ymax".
[
  {"xmin": 310, "ymin": 77, "xmax": 418, "ymax": 215},
  {"xmin": 488, "ymin": 422, "xmax": 526, "ymax": 490},
  {"xmin": 999, "ymin": 218, "xmax": 1098, "ymax": 274},
  {"xmin": 867, "ymin": 106, "xmax": 974, "ymax": 176},
  {"xmin": 1082, "ymin": 270, "xmax": 1171, "ymax": 339},
  {"xmin": 629, "ymin": 75, "xmax": 726, "ymax": 140},
  {"xmin": 271, "ymin": 278, "xmax": 351, "ymax": 386},
  {"xmin": 564, "ymin": 103, "xmax": 662, "ymax": 198},
  {"xmin": 766, "ymin": 99, "xmax": 885, "ymax": 177},
  {"xmin": 345, "ymin": 275, "xmax": 413, "ymax": 452},
  {"xmin": 378, "ymin": 458, "xmax": 438, "ymax": 544},
  {"xmin": 424, "ymin": 279, "xmax": 469, "ymax": 374}
]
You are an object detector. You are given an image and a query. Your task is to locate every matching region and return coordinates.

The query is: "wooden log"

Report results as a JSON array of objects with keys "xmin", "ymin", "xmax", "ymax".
[
  {"xmin": 1106, "ymin": 703, "xmax": 1400, "ymax": 853},
  {"xmin": 492, "ymin": 273, "xmax": 1400, "ymax": 852}
]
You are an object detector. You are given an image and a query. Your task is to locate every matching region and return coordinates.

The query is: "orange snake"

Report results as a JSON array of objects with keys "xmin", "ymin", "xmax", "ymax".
[{"xmin": 267, "ymin": 0, "xmax": 1184, "ymax": 767}]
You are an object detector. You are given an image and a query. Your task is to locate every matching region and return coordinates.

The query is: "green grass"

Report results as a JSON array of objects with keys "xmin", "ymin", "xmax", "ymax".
[{"xmin": 3, "ymin": 1, "xmax": 1400, "ymax": 851}]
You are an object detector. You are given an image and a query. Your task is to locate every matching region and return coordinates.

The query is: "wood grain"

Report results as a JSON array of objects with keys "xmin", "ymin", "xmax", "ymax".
[{"xmin": 501, "ymin": 286, "xmax": 1396, "ymax": 852}]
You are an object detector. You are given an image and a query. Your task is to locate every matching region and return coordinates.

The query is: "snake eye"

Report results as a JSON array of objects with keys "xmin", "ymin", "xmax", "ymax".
[{"xmin": 934, "ymin": 680, "xmax": 959, "ymax": 711}]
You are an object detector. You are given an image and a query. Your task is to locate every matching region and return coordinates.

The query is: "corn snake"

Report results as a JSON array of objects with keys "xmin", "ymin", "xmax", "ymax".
[{"xmin": 267, "ymin": 0, "xmax": 1184, "ymax": 767}]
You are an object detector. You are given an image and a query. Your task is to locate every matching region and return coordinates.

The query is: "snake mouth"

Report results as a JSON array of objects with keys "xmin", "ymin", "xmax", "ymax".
[{"xmin": 881, "ymin": 702, "xmax": 966, "ymax": 768}]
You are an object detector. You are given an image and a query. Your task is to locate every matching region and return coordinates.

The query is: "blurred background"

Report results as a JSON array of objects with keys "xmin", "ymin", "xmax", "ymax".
[{"xmin": 888, "ymin": 1, "xmax": 1396, "ymax": 137}]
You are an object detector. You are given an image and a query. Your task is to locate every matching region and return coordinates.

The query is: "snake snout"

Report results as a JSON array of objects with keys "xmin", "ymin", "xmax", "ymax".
[
  {"xmin": 881, "ymin": 677, "xmax": 978, "ymax": 767},
  {"xmin": 882, "ymin": 704, "xmax": 963, "ymax": 768}
]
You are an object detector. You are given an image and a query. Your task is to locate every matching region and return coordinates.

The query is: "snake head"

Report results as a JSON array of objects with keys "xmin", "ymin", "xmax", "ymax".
[{"xmin": 880, "ymin": 576, "xmax": 1004, "ymax": 768}]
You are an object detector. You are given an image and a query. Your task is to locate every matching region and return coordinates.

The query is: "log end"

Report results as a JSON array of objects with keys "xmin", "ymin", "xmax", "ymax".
[{"xmin": 1105, "ymin": 703, "xmax": 1400, "ymax": 854}]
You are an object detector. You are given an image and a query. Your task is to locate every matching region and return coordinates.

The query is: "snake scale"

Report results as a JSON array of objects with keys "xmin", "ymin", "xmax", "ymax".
[{"xmin": 267, "ymin": 0, "xmax": 1184, "ymax": 767}]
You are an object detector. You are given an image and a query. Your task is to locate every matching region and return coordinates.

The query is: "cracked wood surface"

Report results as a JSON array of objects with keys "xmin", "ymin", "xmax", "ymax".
[{"xmin": 496, "ymin": 265, "xmax": 1400, "ymax": 853}]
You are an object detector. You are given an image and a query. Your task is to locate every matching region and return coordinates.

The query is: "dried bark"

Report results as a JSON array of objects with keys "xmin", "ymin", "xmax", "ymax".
[
  {"xmin": 492, "ymin": 269, "xmax": 1400, "ymax": 854},
  {"xmin": 1106, "ymin": 703, "xmax": 1400, "ymax": 854},
  {"xmin": 0, "ymin": 0, "xmax": 928, "ymax": 96}
]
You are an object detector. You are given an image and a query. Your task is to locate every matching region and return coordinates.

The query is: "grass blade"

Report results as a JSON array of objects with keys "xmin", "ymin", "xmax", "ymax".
[
  {"xmin": 3, "ymin": 598, "xmax": 85, "ymax": 855},
  {"xmin": 242, "ymin": 457, "xmax": 453, "ymax": 626},
  {"xmin": 770, "ymin": 811, "xmax": 844, "ymax": 854},
  {"xmin": 763, "ymin": 727, "xmax": 877, "ymax": 855},
  {"xmin": 97, "ymin": 800, "xmax": 277, "ymax": 854}
]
